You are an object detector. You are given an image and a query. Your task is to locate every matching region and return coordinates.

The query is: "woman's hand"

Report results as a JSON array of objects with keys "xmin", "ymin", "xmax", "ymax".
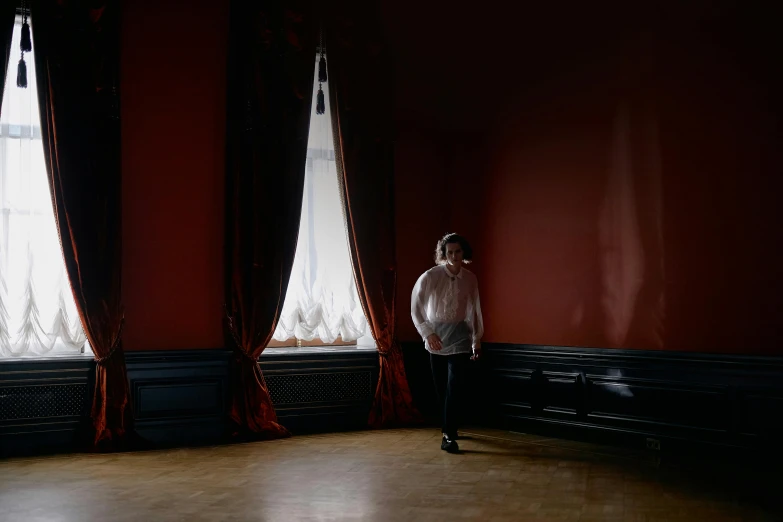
[
  {"xmin": 471, "ymin": 343, "xmax": 482, "ymax": 361},
  {"xmin": 427, "ymin": 334, "xmax": 443, "ymax": 351}
]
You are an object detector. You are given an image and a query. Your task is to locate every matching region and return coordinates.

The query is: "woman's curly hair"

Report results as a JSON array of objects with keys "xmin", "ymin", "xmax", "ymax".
[{"xmin": 434, "ymin": 233, "xmax": 473, "ymax": 265}]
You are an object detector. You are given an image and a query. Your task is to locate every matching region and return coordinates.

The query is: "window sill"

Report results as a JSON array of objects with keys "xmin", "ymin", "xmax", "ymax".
[
  {"xmin": 0, "ymin": 352, "xmax": 93, "ymax": 364},
  {"xmin": 261, "ymin": 345, "xmax": 377, "ymax": 356}
]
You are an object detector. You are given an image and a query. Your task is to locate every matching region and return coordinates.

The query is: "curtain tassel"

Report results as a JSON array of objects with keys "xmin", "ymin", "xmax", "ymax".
[
  {"xmin": 316, "ymin": 87, "xmax": 325, "ymax": 115},
  {"xmin": 17, "ymin": 57, "xmax": 27, "ymax": 88},
  {"xmin": 18, "ymin": 1, "xmax": 31, "ymax": 88},
  {"xmin": 316, "ymin": 25, "xmax": 327, "ymax": 115},
  {"xmin": 318, "ymin": 55, "xmax": 327, "ymax": 83},
  {"xmin": 20, "ymin": 21, "xmax": 32, "ymax": 52}
]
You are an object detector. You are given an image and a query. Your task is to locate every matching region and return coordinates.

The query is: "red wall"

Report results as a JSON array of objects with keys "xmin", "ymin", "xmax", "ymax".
[
  {"xmin": 394, "ymin": 131, "xmax": 488, "ymax": 342},
  {"xmin": 122, "ymin": 0, "xmax": 228, "ymax": 350},
  {"xmin": 394, "ymin": 4, "xmax": 782, "ymax": 354},
  {"xmin": 476, "ymin": 15, "xmax": 781, "ymax": 354},
  {"xmin": 394, "ymin": 129, "xmax": 447, "ymax": 341},
  {"xmin": 119, "ymin": 1, "xmax": 780, "ymax": 355}
]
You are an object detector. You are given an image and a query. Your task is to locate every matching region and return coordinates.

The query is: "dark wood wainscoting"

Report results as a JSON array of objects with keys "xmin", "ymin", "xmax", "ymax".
[
  {"xmin": 477, "ymin": 344, "xmax": 783, "ymax": 455},
  {"xmin": 1, "ymin": 348, "xmax": 379, "ymax": 454}
]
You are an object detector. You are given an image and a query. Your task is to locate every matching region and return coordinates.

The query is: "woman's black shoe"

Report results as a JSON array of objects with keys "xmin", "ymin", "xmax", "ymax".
[{"xmin": 441, "ymin": 436, "xmax": 460, "ymax": 454}]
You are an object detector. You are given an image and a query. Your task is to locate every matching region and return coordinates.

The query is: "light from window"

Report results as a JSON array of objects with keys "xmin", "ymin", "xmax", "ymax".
[
  {"xmin": 272, "ymin": 53, "xmax": 372, "ymax": 348},
  {"xmin": 0, "ymin": 15, "xmax": 88, "ymax": 358}
]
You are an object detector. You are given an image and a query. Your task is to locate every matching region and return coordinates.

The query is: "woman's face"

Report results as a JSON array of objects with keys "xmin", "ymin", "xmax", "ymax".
[{"xmin": 445, "ymin": 242, "xmax": 464, "ymax": 267}]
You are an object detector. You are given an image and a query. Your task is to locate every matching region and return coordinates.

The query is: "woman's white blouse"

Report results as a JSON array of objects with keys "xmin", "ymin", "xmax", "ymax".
[{"xmin": 411, "ymin": 265, "xmax": 484, "ymax": 355}]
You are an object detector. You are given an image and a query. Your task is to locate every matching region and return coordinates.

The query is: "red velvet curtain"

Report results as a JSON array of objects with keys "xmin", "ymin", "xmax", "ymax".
[
  {"xmin": 31, "ymin": 0, "xmax": 130, "ymax": 450},
  {"xmin": 224, "ymin": 0, "xmax": 315, "ymax": 438},
  {"xmin": 326, "ymin": 6, "xmax": 421, "ymax": 428}
]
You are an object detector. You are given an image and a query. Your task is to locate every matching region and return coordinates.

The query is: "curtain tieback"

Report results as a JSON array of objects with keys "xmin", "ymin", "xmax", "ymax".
[
  {"xmin": 95, "ymin": 318, "xmax": 125, "ymax": 365},
  {"xmin": 377, "ymin": 339, "xmax": 396, "ymax": 358},
  {"xmin": 232, "ymin": 345, "xmax": 259, "ymax": 364},
  {"xmin": 225, "ymin": 306, "xmax": 261, "ymax": 364}
]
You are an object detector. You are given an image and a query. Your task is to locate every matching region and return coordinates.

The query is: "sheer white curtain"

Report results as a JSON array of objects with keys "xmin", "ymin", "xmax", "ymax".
[
  {"xmin": 0, "ymin": 16, "xmax": 87, "ymax": 357},
  {"xmin": 273, "ymin": 54, "xmax": 370, "ymax": 344}
]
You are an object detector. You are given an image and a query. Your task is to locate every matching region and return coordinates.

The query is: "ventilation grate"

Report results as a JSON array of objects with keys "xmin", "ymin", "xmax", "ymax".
[
  {"xmin": 0, "ymin": 383, "xmax": 87, "ymax": 421},
  {"xmin": 266, "ymin": 371, "xmax": 373, "ymax": 405}
]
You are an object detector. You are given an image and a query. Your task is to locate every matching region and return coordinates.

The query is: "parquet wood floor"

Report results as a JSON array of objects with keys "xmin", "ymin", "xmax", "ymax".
[{"xmin": 0, "ymin": 428, "xmax": 779, "ymax": 521}]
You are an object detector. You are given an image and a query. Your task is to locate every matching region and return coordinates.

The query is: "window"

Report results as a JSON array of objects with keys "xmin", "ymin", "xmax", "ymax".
[
  {"xmin": 270, "ymin": 53, "xmax": 372, "ymax": 349},
  {"xmin": 0, "ymin": 15, "xmax": 88, "ymax": 358}
]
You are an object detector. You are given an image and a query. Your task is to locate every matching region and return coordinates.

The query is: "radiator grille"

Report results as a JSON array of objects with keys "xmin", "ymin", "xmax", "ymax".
[
  {"xmin": 0, "ymin": 383, "xmax": 87, "ymax": 420},
  {"xmin": 266, "ymin": 371, "xmax": 373, "ymax": 405}
]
